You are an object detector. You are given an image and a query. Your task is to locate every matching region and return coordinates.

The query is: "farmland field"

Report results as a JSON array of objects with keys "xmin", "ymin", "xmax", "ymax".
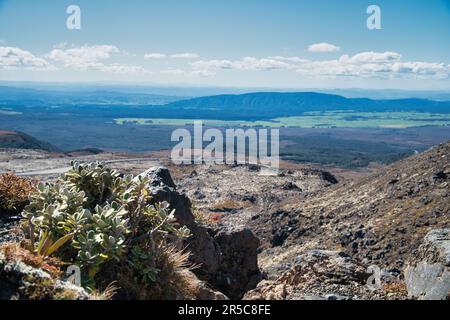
[{"xmin": 115, "ymin": 111, "xmax": 450, "ymax": 129}]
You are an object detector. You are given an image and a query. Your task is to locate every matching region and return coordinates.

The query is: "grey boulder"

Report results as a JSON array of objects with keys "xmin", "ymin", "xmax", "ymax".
[{"xmin": 405, "ymin": 229, "xmax": 450, "ymax": 300}]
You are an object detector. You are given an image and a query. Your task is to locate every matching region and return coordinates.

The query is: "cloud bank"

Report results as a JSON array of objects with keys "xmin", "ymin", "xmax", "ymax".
[
  {"xmin": 0, "ymin": 46, "xmax": 53, "ymax": 70},
  {"xmin": 191, "ymin": 51, "xmax": 449, "ymax": 80},
  {"xmin": 1, "ymin": 44, "xmax": 449, "ymax": 83},
  {"xmin": 47, "ymin": 44, "xmax": 147, "ymax": 74}
]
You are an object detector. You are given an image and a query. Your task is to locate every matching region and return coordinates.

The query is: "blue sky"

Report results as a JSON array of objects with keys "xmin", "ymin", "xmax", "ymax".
[{"xmin": 0, "ymin": 0, "xmax": 449, "ymax": 89}]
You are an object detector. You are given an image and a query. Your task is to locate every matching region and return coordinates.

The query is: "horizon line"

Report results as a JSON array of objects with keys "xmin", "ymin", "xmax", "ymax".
[{"xmin": 0, "ymin": 80, "xmax": 450, "ymax": 93}]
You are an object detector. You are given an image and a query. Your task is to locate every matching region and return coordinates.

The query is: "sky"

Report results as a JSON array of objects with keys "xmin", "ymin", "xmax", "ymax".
[{"xmin": 0, "ymin": 0, "xmax": 449, "ymax": 89}]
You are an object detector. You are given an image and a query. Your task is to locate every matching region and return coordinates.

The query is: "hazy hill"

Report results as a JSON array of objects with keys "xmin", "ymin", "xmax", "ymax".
[
  {"xmin": 0, "ymin": 130, "xmax": 60, "ymax": 152},
  {"xmin": 160, "ymin": 92, "xmax": 450, "ymax": 120}
]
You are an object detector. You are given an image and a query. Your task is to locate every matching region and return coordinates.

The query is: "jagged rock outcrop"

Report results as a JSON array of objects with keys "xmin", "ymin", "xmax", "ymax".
[
  {"xmin": 243, "ymin": 280, "xmax": 289, "ymax": 300},
  {"xmin": 0, "ymin": 252, "xmax": 89, "ymax": 300},
  {"xmin": 182, "ymin": 270, "xmax": 228, "ymax": 300},
  {"xmin": 405, "ymin": 229, "xmax": 450, "ymax": 300},
  {"xmin": 279, "ymin": 250, "xmax": 369, "ymax": 287},
  {"xmin": 245, "ymin": 250, "xmax": 370, "ymax": 300},
  {"xmin": 244, "ymin": 249, "xmax": 408, "ymax": 300},
  {"xmin": 140, "ymin": 167, "xmax": 194, "ymax": 227},
  {"xmin": 139, "ymin": 167, "xmax": 221, "ymax": 274},
  {"xmin": 139, "ymin": 167, "xmax": 262, "ymax": 299}
]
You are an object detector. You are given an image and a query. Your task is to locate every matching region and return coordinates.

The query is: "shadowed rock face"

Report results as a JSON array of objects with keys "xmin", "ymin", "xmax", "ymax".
[
  {"xmin": 214, "ymin": 229, "xmax": 262, "ymax": 299},
  {"xmin": 405, "ymin": 229, "xmax": 450, "ymax": 300},
  {"xmin": 139, "ymin": 166, "xmax": 262, "ymax": 299}
]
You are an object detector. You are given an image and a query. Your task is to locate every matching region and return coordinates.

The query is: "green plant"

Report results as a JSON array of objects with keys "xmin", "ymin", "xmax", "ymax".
[
  {"xmin": 35, "ymin": 231, "xmax": 75, "ymax": 257},
  {"xmin": 22, "ymin": 161, "xmax": 191, "ymax": 298}
]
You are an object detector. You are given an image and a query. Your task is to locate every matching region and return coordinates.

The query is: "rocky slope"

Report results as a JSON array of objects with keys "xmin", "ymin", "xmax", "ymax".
[
  {"xmin": 169, "ymin": 142, "xmax": 449, "ymax": 299},
  {"xmin": 172, "ymin": 163, "xmax": 338, "ymax": 236},
  {"xmin": 258, "ymin": 142, "xmax": 449, "ymax": 273}
]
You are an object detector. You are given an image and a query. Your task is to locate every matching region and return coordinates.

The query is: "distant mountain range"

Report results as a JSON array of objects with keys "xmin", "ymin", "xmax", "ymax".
[
  {"xmin": 157, "ymin": 92, "xmax": 450, "ymax": 120},
  {"xmin": 2, "ymin": 82, "xmax": 450, "ymax": 100},
  {"xmin": 1, "ymin": 85, "xmax": 450, "ymax": 121},
  {"xmin": 0, "ymin": 86, "xmax": 187, "ymax": 106}
]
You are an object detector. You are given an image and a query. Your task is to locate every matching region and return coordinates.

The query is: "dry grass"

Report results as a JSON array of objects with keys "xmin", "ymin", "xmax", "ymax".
[
  {"xmin": 193, "ymin": 207, "xmax": 226, "ymax": 225},
  {"xmin": 116, "ymin": 245, "xmax": 196, "ymax": 300},
  {"xmin": 383, "ymin": 282, "xmax": 408, "ymax": 296},
  {"xmin": 89, "ymin": 282, "xmax": 119, "ymax": 300},
  {"xmin": 0, "ymin": 243, "xmax": 62, "ymax": 277},
  {"xmin": 212, "ymin": 199, "xmax": 243, "ymax": 211},
  {"xmin": 0, "ymin": 173, "xmax": 35, "ymax": 215}
]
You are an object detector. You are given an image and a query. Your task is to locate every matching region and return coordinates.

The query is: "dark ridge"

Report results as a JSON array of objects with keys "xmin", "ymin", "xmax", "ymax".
[{"xmin": 0, "ymin": 130, "xmax": 61, "ymax": 152}]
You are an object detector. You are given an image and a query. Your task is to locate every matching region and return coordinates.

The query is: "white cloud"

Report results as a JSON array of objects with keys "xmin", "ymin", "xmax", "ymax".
[
  {"xmin": 0, "ymin": 46, "xmax": 54, "ymax": 70},
  {"xmin": 99, "ymin": 64, "xmax": 147, "ymax": 74},
  {"xmin": 237, "ymin": 57, "xmax": 292, "ymax": 71},
  {"xmin": 144, "ymin": 53, "xmax": 166, "ymax": 59},
  {"xmin": 2, "ymin": 44, "xmax": 448, "ymax": 82},
  {"xmin": 296, "ymin": 51, "xmax": 449, "ymax": 79},
  {"xmin": 342, "ymin": 51, "xmax": 401, "ymax": 64},
  {"xmin": 190, "ymin": 57, "xmax": 292, "ymax": 75},
  {"xmin": 170, "ymin": 53, "xmax": 200, "ymax": 59},
  {"xmin": 47, "ymin": 44, "xmax": 147, "ymax": 74},
  {"xmin": 188, "ymin": 51, "xmax": 450, "ymax": 80},
  {"xmin": 144, "ymin": 52, "xmax": 200, "ymax": 59},
  {"xmin": 191, "ymin": 59, "xmax": 233, "ymax": 72},
  {"xmin": 308, "ymin": 42, "xmax": 341, "ymax": 53},
  {"xmin": 47, "ymin": 44, "xmax": 119, "ymax": 70},
  {"xmin": 391, "ymin": 61, "xmax": 448, "ymax": 78},
  {"xmin": 268, "ymin": 56, "xmax": 309, "ymax": 63},
  {"xmin": 160, "ymin": 69, "xmax": 186, "ymax": 75}
]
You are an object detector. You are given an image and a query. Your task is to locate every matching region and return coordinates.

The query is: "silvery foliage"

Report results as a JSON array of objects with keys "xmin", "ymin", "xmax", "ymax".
[{"xmin": 23, "ymin": 161, "xmax": 190, "ymax": 279}]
